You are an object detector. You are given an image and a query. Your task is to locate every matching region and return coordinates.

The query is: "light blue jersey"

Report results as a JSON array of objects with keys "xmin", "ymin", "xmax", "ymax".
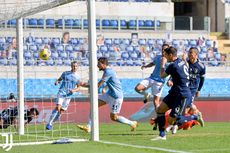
[
  {"xmin": 101, "ymin": 67, "xmax": 123, "ymax": 99},
  {"xmin": 150, "ymin": 55, "xmax": 166, "ymax": 83},
  {"xmin": 58, "ymin": 71, "xmax": 81, "ymax": 98}
]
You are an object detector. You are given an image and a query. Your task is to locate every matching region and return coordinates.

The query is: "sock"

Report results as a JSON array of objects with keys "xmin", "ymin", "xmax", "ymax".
[
  {"xmin": 157, "ymin": 113, "xmax": 166, "ymax": 137},
  {"xmin": 87, "ymin": 119, "xmax": 92, "ymax": 129},
  {"xmin": 116, "ymin": 116, "xmax": 133, "ymax": 126},
  {"xmin": 48, "ymin": 110, "xmax": 59, "ymax": 125},
  {"xmin": 53, "ymin": 112, "xmax": 61, "ymax": 123},
  {"xmin": 176, "ymin": 115, "xmax": 198, "ymax": 126}
]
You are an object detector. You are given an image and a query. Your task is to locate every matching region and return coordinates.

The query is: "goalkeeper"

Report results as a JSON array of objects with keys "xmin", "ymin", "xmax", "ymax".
[{"xmin": 0, "ymin": 106, "xmax": 39, "ymax": 129}]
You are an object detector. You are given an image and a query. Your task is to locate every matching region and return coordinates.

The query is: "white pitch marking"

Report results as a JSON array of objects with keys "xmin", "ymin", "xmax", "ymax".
[{"xmin": 100, "ymin": 141, "xmax": 191, "ymax": 153}]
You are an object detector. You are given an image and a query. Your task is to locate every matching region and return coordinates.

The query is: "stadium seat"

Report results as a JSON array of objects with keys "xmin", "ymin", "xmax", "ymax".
[
  {"xmin": 104, "ymin": 39, "xmax": 112, "ymax": 46},
  {"xmin": 74, "ymin": 45, "xmax": 81, "ymax": 51},
  {"xmin": 29, "ymin": 18, "xmax": 38, "ymax": 26},
  {"xmin": 73, "ymin": 19, "xmax": 81, "ymax": 27},
  {"xmin": 23, "ymin": 18, "xmax": 29, "ymax": 26},
  {"xmin": 46, "ymin": 19, "xmax": 55, "ymax": 27},
  {"xmin": 56, "ymin": 45, "xmax": 64, "ymax": 52},
  {"xmin": 215, "ymin": 53, "xmax": 221, "ymax": 61},
  {"xmin": 6, "ymin": 37, "xmax": 13, "ymax": 44},
  {"xmin": 110, "ymin": 20, "xmax": 118, "ymax": 28},
  {"xmin": 96, "ymin": 19, "xmax": 100, "ymax": 28},
  {"xmin": 190, "ymin": 40, "xmax": 197, "ymax": 47},
  {"xmin": 145, "ymin": 20, "xmax": 153, "ymax": 27},
  {"xmin": 43, "ymin": 37, "xmax": 50, "ymax": 44},
  {"xmin": 126, "ymin": 46, "xmax": 134, "ymax": 52},
  {"xmin": 35, "ymin": 38, "xmax": 43, "ymax": 45},
  {"xmin": 51, "ymin": 51, "xmax": 59, "ymax": 60},
  {"xmin": 138, "ymin": 20, "xmax": 145, "ymax": 27},
  {"xmin": 0, "ymin": 58, "xmax": 8, "ymax": 66},
  {"xmin": 100, "ymin": 45, "xmax": 108, "ymax": 52},
  {"xmin": 52, "ymin": 38, "xmax": 60, "ymax": 46},
  {"xmin": 37, "ymin": 19, "xmax": 45, "ymax": 27},
  {"xmin": 129, "ymin": 20, "xmax": 136, "ymax": 28},
  {"xmin": 120, "ymin": 20, "xmax": 127, "ymax": 28},
  {"xmin": 33, "ymin": 52, "xmax": 39, "ymax": 59},
  {"xmin": 121, "ymin": 51, "xmax": 129, "ymax": 60},
  {"xmin": 8, "ymin": 58, "xmax": 17, "ymax": 66},
  {"xmin": 0, "ymin": 37, "xmax": 6, "ymax": 44},
  {"xmin": 7, "ymin": 19, "xmax": 16, "ymax": 26},
  {"xmin": 57, "ymin": 19, "xmax": 63, "ymax": 28},
  {"xmin": 113, "ymin": 38, "xmax": 120, "ymax": 45},
  {"xmin": 65, "ymin": 19, "xmax": 74, "ymax": 27},
  {"xmin": 69, "ymin": 52, "xmax": 77, "ymax": 60},
  {"xmin": 29, "ymin": 45, "xmax": 38, "ymax": 52},
  {"xmin": 65, "ymin": 45, "xmax": 73, "ymax": 52},
  {"xmin": 205, "ymin": 40, "xmax": 212, "ymax": 47},
  {"xmin": 83, "ymin": 19, "xmax": 88, "ymax": 27},
  {"xmin": 102, "ymin": 19, "xmax": 110, "ymax": 27},
  {"xmin": 60, "ymin": 52, "xmax": 68, "ymax": 59},
  {"xmin": 56, "ymin": 58, "xmax": 63, "ymax": 66},
  {"xmin": 123, "ymin": 39, "xmax": 130, "ymax": 46},
  {"xmin": 25, "ymin": 59, "xmax": 35, "ymax": 66},
  {"xmin": 70, "ymin": 38, "xmax": 78, "ymax": 45},
  {"xmin": 139, "ymin": 39, "xmax": 146, "ymax": 45},
  {"xmin": 46, "ymin": 59, "xmax": 54, "ymax": 66},
  {"xmin": 147, "ymin": 39, "xmax": 155, "ymax": 45},
  {"xmin": 24, "ymin": 51, "xmax": 32, "ymax": 60},
  {"xmin": 97, "ymin": 51, "xmax": 103, "ymax": 58}
]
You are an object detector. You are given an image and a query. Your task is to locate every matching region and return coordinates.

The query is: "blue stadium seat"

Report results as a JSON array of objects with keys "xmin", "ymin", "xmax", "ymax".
[
  {"xmin": 83, "ymin": 19, "xmax": 88, "ymax": 27},
  {"xmin": 147, "ymin": 39, "xmax": 155, "ymax": 45},
  {"xmin": 126, "ymin": 46, "xmax": 134, "ymax": 52},
  {"xmin": 96, "ymin": 19, "xmax": 100, "ymax": 28},
  {"xmin": 172, "ymin": 40, "xmax": 179, "ymax": 47},
  {"xmin": 0, "ymin": 37, "xmax": 6, "ymax": 44},
  {"xmin": 33, "ymin": 52, "xmax": 39, "ymax": 59},
  {"xmin": 138, "ymin": 20, "xmax": 145, "ymax": 27},
  {"xmin": 35, "ymin": 38, "xmax": 42, "ymax": 45},
  {"xmin": 57, "ymin": 19, "xmax": 63, "ymax": 28},
  {"xmin": 56, "ymin": 45, "xmax": 64, "ymax": 52},
  {"xmin": 65, "ymin": 19, "xmax": 74, "ymax": 27},
  {"xmin": 23, "ymin": 45, "xmax": 28, "ymax": 51},
  {"xmin": 215, "ymin": 53, "xmax": 221, "ymax": 60},
  {"xmin": 121, "ymin": 51, "xmax": 129, "ymax": 60},
  {"xmin": 43, "ymin": 37, "xmax": 50, "ymax": 44},
  {"xmin": 60, "ymin": 52, "xmax": 68, "ymax": 59},
  {"xmin": 156, "ymin": 39, "xmax": 163, "ymax": 46},
  {"xmin": 110, "ymin": 20, "xmax": 118, "ymax": 28},
  {"xmin": 46, "ymin": 19, "xmax": 55, "ymax": 27},
  {"xmin": 24, "ymin": 51, "xmax": 32, "ymax": 60},
  {"xmin": 139, "ymin": 39, "xmax": 146, "ymax": 45},
  {"xmin": 145, "ymin": 20, "xmax": 153, "ymax": 27},
  {"xmin": 74, "ymin": 45, "xmax": 81, "ymax": 51},
  {"xmin": 37, "ymin": 19, "xmax": 44, "ymax": 27},
  {"xmin": 198, "ymin": 52, "xmax": 207, "ymax": 61},
  {"xmin": 97, "ymin": 51, "xmax": 103, "ymax": 58},
  {"xmin": 7, "ymin": 19, "xmax": 16, "ymax": 26},
  {"xmin": 100, "ymin": 45, "xmax": 108, "ymax": 52},
  {"xmin": 78, "ymin": 38, "xmax": 85, "ymax": 44},
  {"xmin": 113, "ymin": 38, "xmax": 120, "ymax": 45},
  {"xmin": 23, "ymin": 19, "xmax": 29, "ymax": 26},
  {"xmin": 153, "ymin": 20, "xmax": 161, "ymax": 27},
  {"xmin": 65, "ymin": 45, "xmax": 73, "ymax": 52},
  {"xmin": 46, "ymin": 59, "xmax": 54, "ymax": 66},
  {"xmin": 29, "ymin": 45, "xmax": 38, "ymax": 52},
  {"xmin": 70, "ymin": 38, "xmax": 78, "ymax": 45},
  {"xmin": 123, "ymin": 39, "xmax": 130, "ymax": 46},
  {"xmin": 103, "ymin": 51, "xmax": 110, "ymax": 58},
  {"xmin": 183, "ymin": 40, "xmax": 189, "ymax": 47},
  {"xmin": 29, "ymin": 18, "xmax": 37, "ymax": 26},
  {"xmin": 69, "ymin": 52, "xmax": 77, "ymax": 60},
  {"xmin": 105, "ymin": 39, "xmax": 112, "ymax": 46},
  {"xmin": 129, "ymin": 20, "xmax": 136, "ymax": 28},
  {"xmin": 51, "ymin": 51, "xmax": 59, "ymax": 60},
  {"xmin": 8, "ymin": 59, "xmax": 17, "ymax": 66},
  {"xmin": 26, "ymin": 36, "xmax": 34, "ymax": 45},
  {"xmin": 120, "ymin": 20, "xmax": 127, "ymax": 28},
  {"xmin": 102, "ymin": 19, "xmax": 110, "ymax": 27},
  {"xmin": 201, "ymin": 47, "xmax": 207, "ymax": 53},
  {"xmin": 6, "ymin": 37, "xmax": 13, "ymax": 44},
  {"xmin": 25, "ymin": 59, "xmax": 35, "ymax": 66},
  {"xmin": 0, "ymin": 58, "xmax": 8, "ymax": 65},
  {"xmin": 73, "ymin": 19, "xmax": 81, "ymax": 27},
  {"xmin": 133, "ymin": 60, "xmax": 142, "ymax": 66},
  {"xmin": 56, "ymin": 58, "xmax": 63, "ymax": 66},
  {"xmin": 52, "ymin": 38, "xmax": 60, "ymax": 46},
  {"xmin": 190, "ymin": 40, "xmax": 197, "ymax": 47},
  {"xmin": 126, "ymin": 60, "xmax": 134, "ymax": 66},
  {"xmin": 129, "ymin": 51, "xmax": 138, "ymax": 60},
  {"xmin": 205, "ymin": 40, "xmax": 212, "ymax": 47}
]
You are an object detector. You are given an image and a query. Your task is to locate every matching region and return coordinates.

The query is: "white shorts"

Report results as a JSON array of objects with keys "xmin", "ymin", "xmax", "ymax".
[
  {"xmin": 99, "ymin": 94, "xmax": 123, "ymax": 114},
  {"xmin": 56, "ymin": 96, "xmax": 71, "ymax": 111},
  {"xmin": 139, "ymin": 78, "xmax": 164, "ymax": 97}
]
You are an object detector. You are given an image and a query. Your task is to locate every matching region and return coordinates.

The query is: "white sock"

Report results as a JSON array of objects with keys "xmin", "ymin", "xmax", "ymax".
[{"xmin": 117, "ymin": 116, "xmax": 133, "ymax": 126}]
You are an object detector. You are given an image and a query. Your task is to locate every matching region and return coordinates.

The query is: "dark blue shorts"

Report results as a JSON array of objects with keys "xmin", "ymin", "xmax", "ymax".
[
  {"xmin": 187, "ymin": 89, "xmax": 197, "ymax": 107},
  {"xmin": 163, "ymin": 94, "xmax": 191, "ymax": 118}
]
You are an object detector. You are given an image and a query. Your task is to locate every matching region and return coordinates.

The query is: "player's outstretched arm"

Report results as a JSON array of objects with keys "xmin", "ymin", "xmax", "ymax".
[
  {"xmin": 55, "ymin": 77, "xmax": 62, "ymax": 85},
  {"xmin": 69, "ymin": 84, "xmax": 81, "ymax": 93},
  {"xmin": 141, "ymin": 62, "xmax": 155, "ymax": 70}
]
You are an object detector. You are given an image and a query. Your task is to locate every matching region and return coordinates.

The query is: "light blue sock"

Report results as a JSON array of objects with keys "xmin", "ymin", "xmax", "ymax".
[
  {"xmin": 116, "ymin": 116, "xmax": 133, "ymax": 126},
  {"xmin": 48, "ymin": 110, "xmax": 59, "ymax": 125},
  {"xmin": 53, "ymin": 113, "xmax": 61, "ymax": 123}
]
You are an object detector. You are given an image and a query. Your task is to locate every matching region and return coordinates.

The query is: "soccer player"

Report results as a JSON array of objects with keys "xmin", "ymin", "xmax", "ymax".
[
  {"xmin": 134, "ymin": 44, "xmax": 169, "ymax": 130},
  {"xmin": 46, "ymin": 61, "xmax": 81, "ymax": 130},
  {"xmin": 151, "ymin": 46, "xmax": 204, "ymax": 140},
  {"xmin": 77, "ymin": 57, "xmax": 137, "ymax": 133},
  {"xmin": 0, "ymin": 106, "xmax": 39, "ymax": 129},
  {"xmin": 166, "ymin": 47, "xmax": 205, "ymax": 133},
  {"xmin": 135, "ymin": 44, "xmax": 169, "ymax": 105}
]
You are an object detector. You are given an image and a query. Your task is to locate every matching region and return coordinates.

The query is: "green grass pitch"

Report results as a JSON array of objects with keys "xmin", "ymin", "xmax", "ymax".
[{"xmin": 1, "ymin": 122, "xmax": 230, "ymax": 153}]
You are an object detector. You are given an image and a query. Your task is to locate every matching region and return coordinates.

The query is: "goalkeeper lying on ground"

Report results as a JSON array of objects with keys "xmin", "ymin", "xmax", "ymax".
[{"xmin": 0, "ymin": 106, "xmax": 39, "ymax": 129}]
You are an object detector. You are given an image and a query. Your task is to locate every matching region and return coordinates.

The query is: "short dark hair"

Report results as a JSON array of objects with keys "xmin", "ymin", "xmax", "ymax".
[
  {"xmin": 98, "ymin": 57, "xmax": 108, "ymax": 65},
  {"xmin": 63, "ymin": 31, "xmax": 69, "ymax": 37},
  {"xmin": 189, "ymin": 47, "xmax": 198, "ymax": 53},
  {"xmin": 30, "ymin": 108, "xmax": 39, "ymax": 116},
  {"xmin": 71, "ymin": 61, "xmax": 78, "ymax": 65},
  {"xmin": 164, "ymin": 46, "xmax": 177, "ymax": 56}
]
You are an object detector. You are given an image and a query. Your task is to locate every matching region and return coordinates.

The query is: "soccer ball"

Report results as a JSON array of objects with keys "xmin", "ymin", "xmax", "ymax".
[{"xmin": 39, "ymin": 48, "xmax": 51, "ymax": 60}]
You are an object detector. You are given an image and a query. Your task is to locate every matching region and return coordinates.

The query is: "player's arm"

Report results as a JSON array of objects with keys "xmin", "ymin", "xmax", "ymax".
[
  {"xmin": 69, "ymin": 84, "xmax": 81, "ymax": 93},
  {"xmin": 160, "ymin": 57, "xmax": 169, "ymax": 78},
  {"xmin": 141, "ymin": 62, "xmax": 155, "ymax": 70},
  {"xmin": 196, "ymin": 65, "xmax": 206, "ymax": 97},
  {"xmin": 79, "ymin": 81, "xmax": 90, "ymax": 88},
  {"xmin": 98, "ymin": 79, "xmax": 105, "ymax": 88},
  {"xmin": 55, "ymin": 77, "xmax": 62, "ymax": 85}
]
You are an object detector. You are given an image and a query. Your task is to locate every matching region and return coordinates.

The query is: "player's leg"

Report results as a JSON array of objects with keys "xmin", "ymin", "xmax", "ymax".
[
  {"xmin": 77, "ymin": 95, "xmax": 107, "ymax": 133},
  {"xmin": 151, "ymin": 99, "xmax": 170, "ymax": 140},
  {"xmin": 135, "ymin": 78, "xmax": 151, "ymax": 103},
  {"xmin": 151, "ymin": 81, "xmax": 164, "ymax": 130},
  {"xmin": 108, "ymin": 97, "xmax": 138, "ymax": 131}
]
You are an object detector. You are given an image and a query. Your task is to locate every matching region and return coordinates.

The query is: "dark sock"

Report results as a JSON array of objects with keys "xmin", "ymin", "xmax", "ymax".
[
  {"xmin": 157, "ymin": 113, "xmax": 165, "ymax": 137},
  {"xmin": 176, "ymin": 115, "xmax": 198, "ymax": 126}
]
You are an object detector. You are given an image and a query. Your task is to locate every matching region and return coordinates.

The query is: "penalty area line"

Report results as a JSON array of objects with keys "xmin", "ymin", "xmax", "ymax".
[{"xmin": 99, "ymin": 141, "xmax": 191, "ymax": 153}]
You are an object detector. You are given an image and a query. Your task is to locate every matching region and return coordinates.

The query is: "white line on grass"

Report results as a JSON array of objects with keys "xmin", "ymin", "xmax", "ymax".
[
  {"xmin": 192, "ymin": 148, "xmax": 230, "ymax": 152},
  {"xmin": 100, "ymin": 141, "xmax": 191, "ymax": 153}
]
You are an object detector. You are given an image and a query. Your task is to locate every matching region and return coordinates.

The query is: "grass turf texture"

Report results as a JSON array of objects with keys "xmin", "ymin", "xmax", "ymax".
[{"xmin": 1, "ymin": 122, "xmax": 230, "ymax": 153}]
